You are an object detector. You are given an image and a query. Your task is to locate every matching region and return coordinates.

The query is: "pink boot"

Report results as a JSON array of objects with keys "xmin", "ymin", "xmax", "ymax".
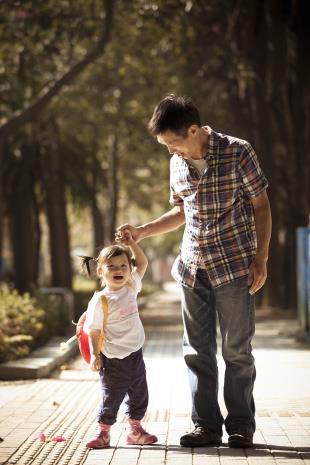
[
  {"xmin": 126, "ymin": 418, "xmax": 158, "ymax": 445},
  {"xmin": 86, "ymin": 423, "xmax": 110, "ymax": 449}
]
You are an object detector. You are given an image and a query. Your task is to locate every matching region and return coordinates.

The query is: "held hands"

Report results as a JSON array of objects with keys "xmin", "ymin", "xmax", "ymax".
[
  {"xmin": 115, "ymin": 224, "xmax": 142, "ymax": 243},
  {"xmin": 116, "ymin": 228, "xmax": 134, "ymax": 246},
  {"xmin": 247, "ymin": 257, "xmax": 267, "ymax": 295},
  {"xmin": 90, "ymin": 354, "xmax": 101, "ymax": 372}
]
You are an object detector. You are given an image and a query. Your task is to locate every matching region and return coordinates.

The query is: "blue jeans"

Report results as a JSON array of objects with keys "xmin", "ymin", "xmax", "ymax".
[
  {"xmin": 97, "ymin": 349, "xmax": 148, "ymax": 425},
  {"xmin": 181, "ymin": 270, "xmax": 256, "ymax": 436}
]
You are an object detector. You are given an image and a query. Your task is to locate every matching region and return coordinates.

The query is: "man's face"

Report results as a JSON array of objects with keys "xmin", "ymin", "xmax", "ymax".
[{"xmin": 157, "ymin": 126, "xmax": 200, "ymax": 159}]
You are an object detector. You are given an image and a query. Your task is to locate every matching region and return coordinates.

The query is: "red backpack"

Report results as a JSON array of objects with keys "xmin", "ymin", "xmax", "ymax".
[{"xmin": 61, "ymin": 295, "xmax": 108, "ymax": 364}]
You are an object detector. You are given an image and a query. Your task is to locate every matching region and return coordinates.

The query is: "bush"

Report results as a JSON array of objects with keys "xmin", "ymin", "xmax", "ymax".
[
  {"xmin": 73, "ymin": 290, "xmax": 93, "ymax": 321},
  {"xmin": 36, "ymin": 291, "xmax": 72, "ymax": 336},
  {"xmin": 0, "ymin": 287, "xmax": 46, "ymax": 363}
]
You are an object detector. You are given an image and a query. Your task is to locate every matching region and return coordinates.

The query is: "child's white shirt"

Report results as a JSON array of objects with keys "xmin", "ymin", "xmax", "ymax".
[{"xmin": 84, "ymin": 271, "xmax": 145, "ymax": 359}]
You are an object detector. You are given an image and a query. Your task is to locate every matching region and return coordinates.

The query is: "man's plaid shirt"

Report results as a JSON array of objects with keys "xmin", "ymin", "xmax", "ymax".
[{"xmin": 170, "ymin": 126, "xmax": 268, "ymax": 288}]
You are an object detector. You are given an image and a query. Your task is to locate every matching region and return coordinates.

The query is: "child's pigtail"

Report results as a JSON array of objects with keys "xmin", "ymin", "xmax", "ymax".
[{"xmin": 79, "ymin": 255, "xmax": 96, "ymax": 277}]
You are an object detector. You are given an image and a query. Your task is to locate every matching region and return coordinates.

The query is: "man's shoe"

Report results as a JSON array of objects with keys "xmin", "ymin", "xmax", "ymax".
[
  {"xmin": 180, "ymin": 426, "xmax": 222, "ymax": 447},
  {"xmin": 228, "ymin": 433, "xmax": 253, "ymax": 448}
]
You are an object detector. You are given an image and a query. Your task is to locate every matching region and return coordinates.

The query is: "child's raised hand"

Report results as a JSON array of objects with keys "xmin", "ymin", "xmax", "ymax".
[{"xmin": 117, "ymin": 228, "xmax": 133, "ymax": 245}]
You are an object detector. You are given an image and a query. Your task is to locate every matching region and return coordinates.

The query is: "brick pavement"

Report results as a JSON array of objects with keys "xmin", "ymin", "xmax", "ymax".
[{"xmin": 0, "ymin": 282, "xmax": 310, "ymax": 464}]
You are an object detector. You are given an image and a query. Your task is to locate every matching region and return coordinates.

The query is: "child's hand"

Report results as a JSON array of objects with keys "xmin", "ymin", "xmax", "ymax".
[
  {"xmin": 90, "ymin": 354, "xmax": 101, "ymax": 371},
  {"xmin": 115, "ymin": 224, "xmax": 141, "ymax": 243},
  {"xmin": 117, "ymin": 228, "xmax": 134, "ymax": 245}
]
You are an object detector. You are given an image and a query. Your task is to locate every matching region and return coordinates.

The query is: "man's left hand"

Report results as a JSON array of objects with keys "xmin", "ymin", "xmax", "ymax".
[{"xmin": 248, "ymin": 258, "xmax": 267, "ymax": 295}]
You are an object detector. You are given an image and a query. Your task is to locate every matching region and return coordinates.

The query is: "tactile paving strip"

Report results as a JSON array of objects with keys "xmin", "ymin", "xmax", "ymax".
[{"xmin": 5, "ymin": 380, "xmax": 99, "ymax": 465}]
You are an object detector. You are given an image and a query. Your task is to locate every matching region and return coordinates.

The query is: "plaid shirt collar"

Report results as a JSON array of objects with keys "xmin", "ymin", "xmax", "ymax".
[{"xmin": 203, "ymin": 125, "xmax": 216, "ymax": 161}]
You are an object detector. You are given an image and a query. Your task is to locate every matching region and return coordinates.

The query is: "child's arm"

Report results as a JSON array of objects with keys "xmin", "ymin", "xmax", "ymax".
[
  {"xmin": 120, "ymin": 229, "xmax": 148, "ymax": 279},
  {"xmin": 89, "ymin": 329, "xmax": 102, "ymax": 371}
]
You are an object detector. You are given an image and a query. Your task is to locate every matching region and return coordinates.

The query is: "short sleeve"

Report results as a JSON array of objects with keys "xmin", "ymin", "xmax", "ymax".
[
  {"xmin": 130, "ymin": 270, "xmax": 142, "ymax": 295},
  {"xmin": 169, "ymin": 184, "xmax": 184, "ymax": 207},
  {"xmin": 239, "ymin": 142, "xmax": 268, "ymax": 198},
  {"xmin": 84, "ymin": 293, "xmax": 104, "ymax": 332},
  {"xmin": 169, "ymin": 157, "xmax": 184, "ymax": 207}
]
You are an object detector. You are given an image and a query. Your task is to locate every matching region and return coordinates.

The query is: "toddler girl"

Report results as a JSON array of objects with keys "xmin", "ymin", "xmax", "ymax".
[{"xmin": 82, "ymin": 231, "xmax": 157, "ymax": 448}]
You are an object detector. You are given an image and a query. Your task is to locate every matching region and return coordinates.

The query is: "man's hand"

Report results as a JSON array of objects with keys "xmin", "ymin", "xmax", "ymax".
[
  {"xmin": 248, "ymin": 258, "xmax": 267, "ymax": 295},
  {"xmin": 249, "ymin": 190, "xmax": 271, "ymax": 295},
  {"xmin": 116, "ymin": 224, "xmax": 143, "ymax": 243},
  {"xmin": 117, "ymin": 228, "xmax": 134, "ymax": 245}
]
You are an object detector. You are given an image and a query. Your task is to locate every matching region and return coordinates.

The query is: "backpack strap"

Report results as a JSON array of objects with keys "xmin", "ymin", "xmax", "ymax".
[
  {"xmin": 97, "ymin": 295, "xmax": 108, "ymax": 355},
  {"xmin": 126, "ymin": 278, "xmax": 135, "ymax": 290}
]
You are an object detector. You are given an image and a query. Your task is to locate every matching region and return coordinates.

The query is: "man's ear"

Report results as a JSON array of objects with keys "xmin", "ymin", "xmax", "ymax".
[{"xmin": 188, "ymin": 124, "xmax": 199, "ymax": 136}]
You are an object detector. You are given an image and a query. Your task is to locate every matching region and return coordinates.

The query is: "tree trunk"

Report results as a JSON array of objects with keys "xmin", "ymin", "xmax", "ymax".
[
  {"xmin": 7, "ymin": 152, "xmax": 39, "ymax": 293},
  {"xmin": 91, "ymin": 190, "xmax": 105, "ymax": 255},
  {"xmin": 42, "ymin": 150, "xmax": 72, "ymax": 289},
  {"xmin": 267, "ymin": 0, "xmax": 309, "ymax": 308},
  {"xmin": 235, "ymin": 0, "xmax": 283, "ymax": 307},
  {"xmin": 290, "ymin": 0, "xmax": 310, "ymax": 223},
  {"xmin": 107, "ymin": 133, "xmax": 119, "ymax": 242},
  {"xmin": 0, "ymin": 145, "xmax": 4, "ymax": 280}
]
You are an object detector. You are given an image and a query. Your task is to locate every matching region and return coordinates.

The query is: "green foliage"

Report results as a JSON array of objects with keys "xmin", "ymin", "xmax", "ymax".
[
  {"xmin": 1, "ymin": 0, "xmax": 309, "ymax": 307},
  {"xmin": 73, "ymin": 290, "xmax": 93, "ymax": 322},
  {"xmin": 36, "ymin": 292, "xmax": 73, "ymax": 337},
  {"xmin": 0, "ymin": 287, "xmax": 45, "ymax": 363},
  {"xmin": 0, "ymin": 286, "xmax": 73, "ymax": 362}
]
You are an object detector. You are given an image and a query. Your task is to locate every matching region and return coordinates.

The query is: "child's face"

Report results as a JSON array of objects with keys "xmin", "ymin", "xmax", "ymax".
[{"xmin": 98, "ymin": 254, "xmax": 131, "ymax": 290}]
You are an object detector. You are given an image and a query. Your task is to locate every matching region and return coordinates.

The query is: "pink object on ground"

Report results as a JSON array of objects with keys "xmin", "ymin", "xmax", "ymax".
[
  {"xmin": 35, "ymin": 432, "xmax": 46, "ymax": 442},
  {"xmin": 35, "ymin": 432, "xmax": 66, "ymax": 443},
  {"xmin": 52, "ymin": 436, "xmax": 66, "ymax": 442},
  {"xmin": 126, "ymin": 419, "xmax": 158, "ymax": 445}
]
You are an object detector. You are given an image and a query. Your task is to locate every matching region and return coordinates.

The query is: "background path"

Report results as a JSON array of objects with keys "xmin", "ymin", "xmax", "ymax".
[{"xmin": 0, "ymin": 282, "xmax": 310, "ymax": 464}]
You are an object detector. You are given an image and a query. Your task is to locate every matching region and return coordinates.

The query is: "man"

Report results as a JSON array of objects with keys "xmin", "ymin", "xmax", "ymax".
[{"xmin": 116, "ymin": 94, "xmax": 272, "ymax": 448}]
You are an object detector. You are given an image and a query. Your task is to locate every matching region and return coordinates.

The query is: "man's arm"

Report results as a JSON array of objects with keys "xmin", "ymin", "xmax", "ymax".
[
  {"xmin": 248, "ymin": 190, "xmax": 272, "ymax": 294},
  {"xmin": 116, "ymin": 205, "xmax": 185, "ymax": 243}
]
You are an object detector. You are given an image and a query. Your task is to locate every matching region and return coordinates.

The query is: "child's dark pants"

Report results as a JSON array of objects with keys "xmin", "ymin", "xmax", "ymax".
[{"xmin": 97, "ymin": 348, "xmax": 149, "ymax": 425}]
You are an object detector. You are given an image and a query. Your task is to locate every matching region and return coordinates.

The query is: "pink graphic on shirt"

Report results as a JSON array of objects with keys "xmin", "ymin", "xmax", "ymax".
[{"xmin": 119, "ymin": 304, "xmax": 138, "ymax": 319}]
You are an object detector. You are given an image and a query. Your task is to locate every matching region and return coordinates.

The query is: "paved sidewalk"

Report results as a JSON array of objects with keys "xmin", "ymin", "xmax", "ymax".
[
  {"xmin": 0, "ymin": 337, "xmax": 78, "ymax": 380},
  {"xmin": 0, "ymin": 282, "xmax": 310, "ymax": 465}
]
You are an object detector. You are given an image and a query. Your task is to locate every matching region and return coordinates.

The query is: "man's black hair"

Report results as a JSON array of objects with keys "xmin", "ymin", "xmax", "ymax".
[{"xmin": 148, "ymin": 94, "xmax": 201, "ymax": 137}]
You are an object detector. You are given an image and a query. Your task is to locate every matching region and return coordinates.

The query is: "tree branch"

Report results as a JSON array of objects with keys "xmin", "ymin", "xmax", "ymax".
[{"xmin": 0, "ymin": 0, "xmax": 114, "ymax": 140}]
